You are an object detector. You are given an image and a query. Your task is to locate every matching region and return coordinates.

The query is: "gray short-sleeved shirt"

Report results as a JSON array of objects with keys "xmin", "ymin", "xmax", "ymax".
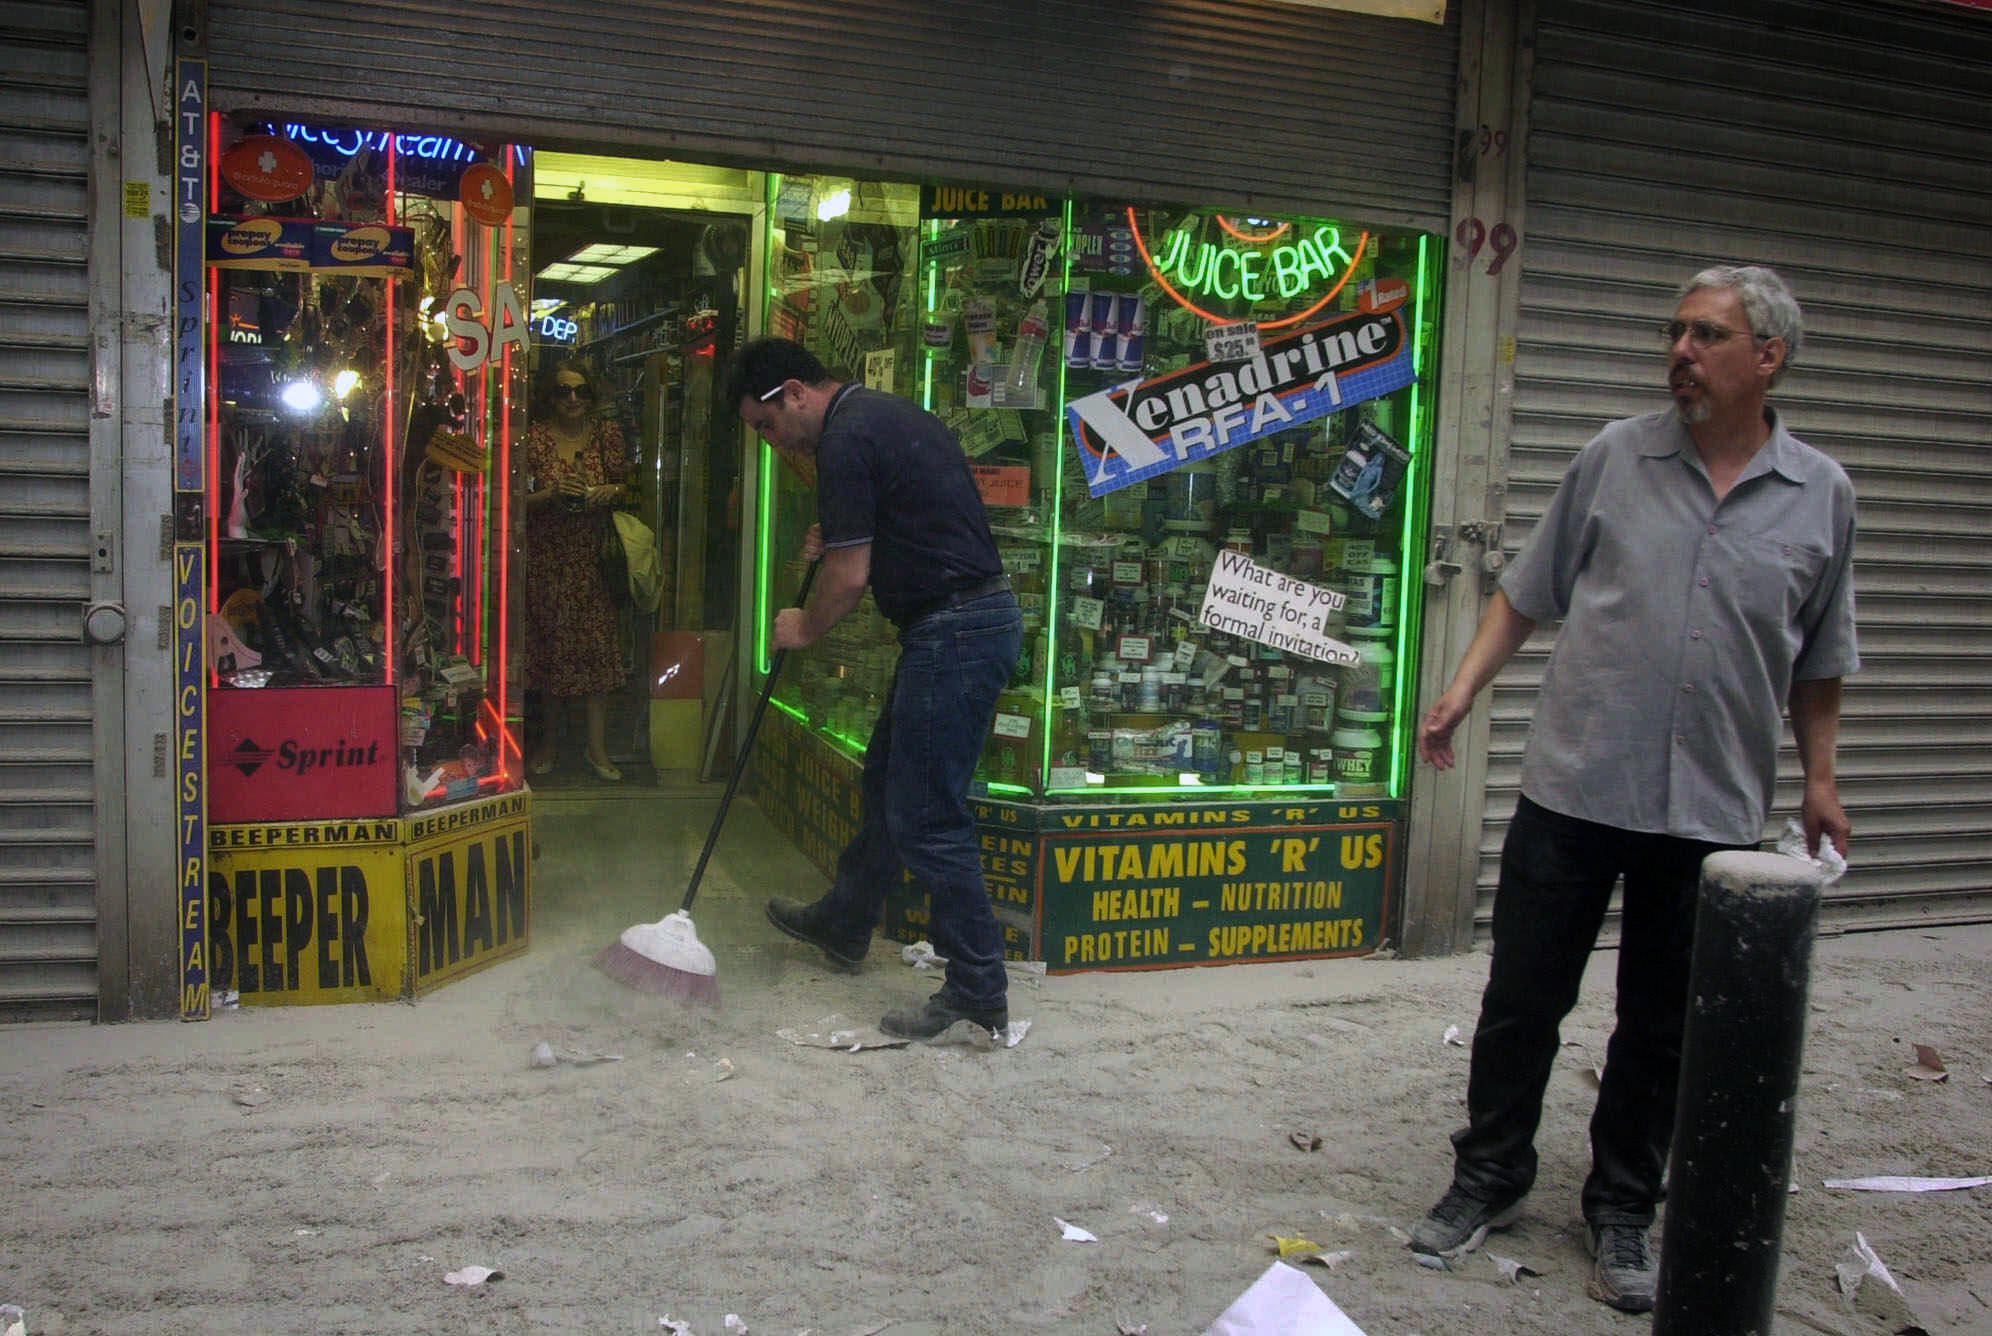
[{"xmin": 1499, "ymin": 407, "xmax": 1859, "ymax": 844}]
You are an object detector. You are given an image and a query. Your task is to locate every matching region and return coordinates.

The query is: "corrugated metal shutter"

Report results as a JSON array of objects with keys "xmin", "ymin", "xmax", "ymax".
[
  {"xmin": 1481, "ymin": 0, "xmax": 1992, "ymax": 935},
  {"xmin": 0, "ymin": 0, "xmax": 98, "ymax": 1019},
  {"xmin": 206, "ymin": 0, "xmax": 1458, "ymax": 231}
]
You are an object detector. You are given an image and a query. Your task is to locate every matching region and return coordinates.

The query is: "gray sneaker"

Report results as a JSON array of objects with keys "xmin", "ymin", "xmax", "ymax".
[
  {"xmin": 1407, "ymin": 1184, "xmax": 1526, "ymax": 1256},
  {"xmin": 1586, "ymin": 1223, "xmax": 1657, "ymax": 1312}
]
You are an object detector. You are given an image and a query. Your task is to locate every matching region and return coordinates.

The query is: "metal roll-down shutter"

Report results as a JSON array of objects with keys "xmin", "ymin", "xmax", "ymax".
[
  {"xmin": 207, "ymin": 0, "xmax": 1460, "ymax": 231},
  {"xmin": 0, "ymin": 0, "xmax": 98, "ymax": 1019},
  {"xmin": 1482, "ymin": 0, "xmax": 1992, "ymax": 934}
]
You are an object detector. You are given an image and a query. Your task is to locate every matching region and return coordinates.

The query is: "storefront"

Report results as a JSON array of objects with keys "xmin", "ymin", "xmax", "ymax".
[
  {"xmin": 748, "ymin": 180, "xmax": 1443, "ymax": 971},
  {"xmin": 52, "ymin": 1, "xmax": 1984, "ymax": 1022},
  {"xmin": 138, "ymin": 1, "xmax": 1464, "ymax": 1015},
  {"xmin": 188, "ymin": 112, "xmax": 536, "ymax": 1007}
]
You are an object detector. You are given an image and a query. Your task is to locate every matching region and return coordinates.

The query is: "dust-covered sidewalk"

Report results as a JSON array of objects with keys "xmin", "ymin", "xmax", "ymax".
[{"xmin": 2, "ymin": 794, "xmax": 1987, "ymax": 1334}]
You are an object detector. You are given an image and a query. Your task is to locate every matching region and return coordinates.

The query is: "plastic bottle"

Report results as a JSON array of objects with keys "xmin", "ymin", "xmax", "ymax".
[{"xmin": 1007, "ymin": 298, "xmax": 1049, "ymax": 398}]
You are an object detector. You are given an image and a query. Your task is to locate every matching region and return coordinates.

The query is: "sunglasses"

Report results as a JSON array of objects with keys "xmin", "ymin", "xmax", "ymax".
[{"xmin": 552, "ymin": 383, "xmax": 593, "ymax": 399}]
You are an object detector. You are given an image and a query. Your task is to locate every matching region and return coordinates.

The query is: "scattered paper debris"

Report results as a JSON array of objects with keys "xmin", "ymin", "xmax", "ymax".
[
  {"xmin": 1836, "ymin": 1232, "xmax": 1932, "ymax": 1332},
  {"xmin": 900, "ymin": 940, "xmax": 946, "ymax": 971},
  {"xmin": 1055, "ymin": 1216, "xmax": 1099, "ymax": 1243},
  {"xmin": 1060, "ymin": 1142, "xmax": 1113, "ymax": 1172},
  {"xmin": 215, "ymin": 989, "xmax": 241, "ymax": 1011},
  {"xmin": 1130, "ymin": 1204, "xmax": 1170, "ymax": 1225},
  {"xmin": 531, "ymin": 1043, "xmax": 624, "ymax": 1069},
  {"xmin": 293, "ymin": 1227, "xmax": 319, "ymax": 1237},
  {"xmin": 657, "ymin": 1317, "xmax": 692, "ymax": 1335},
  {"xmin": 929, "ymin": 1017, "xmax": 1033, "ymax": 1050},
  {"xmin": 1489, "ymin": 1253, "xmax": 1544, "ymax": 1285},
  {"xmin": 776, "ymin": 1013, "xmax": 909, "ymax": 1052},
  {"xmin": 1442, "ymin": 1025, "xmax": 1465, "ymax": 1047},
  {"xmin": 1823, "ymin": 1175, "xmax": 1991, "ymax": 1193},
  {"xmin": 443, "ymin": 1265, "xmax": 502, "ymax": 1287},
  {"xmin": 1269, "ymin": 1234, "xmax": 1325, "ymax": 1260},
  {"xmin": 1118, "ymin": 1322, "xmax": 1149, "ymax": 1336},
  {"xmin": 1905, "ymin": 1044, "xmax": 1949, "ymax": 1082},
  {"xmin": 233, "ymin": 1084, "xmax": 270, "ymax": 1109},
  {"xmin": 1, "ymin": 1305, "xmax": 24, "ymax": 1336},
  {"xmin": 724, "ymin": 1315, "xmax": 749, "ymax": 1334},
  {"xmin": 712, "ymin": 1057, "xmax": 736, "ymax": 1082},
  {"xmin": 1289, "ymin": 1131, "xmax": 1324, "ymax": 1152},
  {"xmin": 1205, "ymin": 1261, "xmax": 1367, "ymax": 1335}
]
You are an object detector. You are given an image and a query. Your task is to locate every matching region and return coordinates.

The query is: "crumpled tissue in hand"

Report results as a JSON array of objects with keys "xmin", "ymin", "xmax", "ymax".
[{"xmin": 1775, "ymin": 817, "xmax": 1848, "ymax": 886}]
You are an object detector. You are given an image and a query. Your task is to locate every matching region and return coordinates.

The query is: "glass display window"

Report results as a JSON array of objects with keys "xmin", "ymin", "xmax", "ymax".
[
  {"xmin": 754, "ymin": 173, "xmax": 921, "ymax": 757},
  {"xmin": 752, "ymin": 190, "xmax": 1442, "ymax": 803},
  {"xmin": 204, "ymin": 117, "xmax": 530, "ymax": 820},
  {"xmin": 1048, "ymin": 202, "xmax": 1441, "ymax": 799}
]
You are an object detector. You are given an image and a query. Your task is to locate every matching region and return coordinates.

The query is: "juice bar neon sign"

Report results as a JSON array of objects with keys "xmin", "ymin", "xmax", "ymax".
[{"xmin": 1128, "ymin": 208, "xmax": 1369, "ymax": 331}]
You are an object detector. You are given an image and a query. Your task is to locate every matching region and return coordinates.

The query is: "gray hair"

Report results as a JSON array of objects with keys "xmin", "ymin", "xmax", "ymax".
[{"xmin": 1683, "ymin": 264, "xmax": 1803, "ymax": 385}]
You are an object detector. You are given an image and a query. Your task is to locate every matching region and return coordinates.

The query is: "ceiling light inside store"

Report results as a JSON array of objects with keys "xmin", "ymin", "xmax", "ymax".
[
  {"xmin": 538, "ymin": 262, "xmax": 619, "ymax": 284},
  {"xmin": 564, "ymin": 243, "xmax": 658, "ymax": 266},
  {"xmin": 280, "ymin": 380, "xmax": 324, "ymax": 413},
  {"xmin": 331, "ymin": 369, "xmax": 361, "ymax": 400},
  {"xmin": 816, "ymin": 188, "xmax": 852, "ymax": 221}
]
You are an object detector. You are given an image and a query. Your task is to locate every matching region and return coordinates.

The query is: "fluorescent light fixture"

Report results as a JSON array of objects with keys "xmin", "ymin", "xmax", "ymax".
[
  {"xmin": 331, "ymin": 369, "xmax": 361, "ymax": 400},
  {"xmin": 538, "ymin": 262, "xmax": 618, "ymax": 284},
  {"xmin": 815, "ymin": 188, "xmax": 852, "ymax": 221},
  {"xmin": 565, "ymin": 243, "xmax": 657, "ymax": 266},
  {"xmin": 530, "ymin": 297, "xmax": 566, "ymax": 315},
  {"xmin": 280, "ymin": 380, "xmax": 324, "ymax": 413}
]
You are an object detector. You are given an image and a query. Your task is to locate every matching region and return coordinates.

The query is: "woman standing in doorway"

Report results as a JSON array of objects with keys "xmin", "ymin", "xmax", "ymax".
[{"xmin": 522, "ymin": 359, "xmax": 629, "ymax": 780}]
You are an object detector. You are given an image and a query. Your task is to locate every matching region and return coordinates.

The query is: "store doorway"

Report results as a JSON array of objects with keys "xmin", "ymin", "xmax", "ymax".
[{"xmin": 520, "ymin": 160, "xmax": 754, "ymax": 794}]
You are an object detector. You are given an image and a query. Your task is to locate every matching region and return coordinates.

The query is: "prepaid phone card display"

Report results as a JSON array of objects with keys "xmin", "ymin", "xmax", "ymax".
[{"xmin": 203, "ymin": 116, "xmax": 530, "ymax": 818}]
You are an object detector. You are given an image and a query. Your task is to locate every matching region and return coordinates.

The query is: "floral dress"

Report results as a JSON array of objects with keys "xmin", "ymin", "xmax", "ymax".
[{"xmin": 522, "ymin": 419, "xmax": 628, "ymax": 697}]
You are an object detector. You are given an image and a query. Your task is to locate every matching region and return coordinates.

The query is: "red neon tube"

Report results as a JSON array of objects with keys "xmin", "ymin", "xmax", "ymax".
[
  {"xmin": 206, "ymin": 114, "xmax": 220, "ymax": 672},
  {"xmin": 383, "ymin": 136, "xmax": 397, "ymax": 685},
  {"xmin": 496, "ymin": 153, "xmax": 516, "ymax": 778}
]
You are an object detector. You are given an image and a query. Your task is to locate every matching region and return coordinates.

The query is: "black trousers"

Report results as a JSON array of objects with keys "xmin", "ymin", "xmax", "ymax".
[{"xmin": 1450, "ymin": 796, "xmax": 1750, "ymax": 1227}]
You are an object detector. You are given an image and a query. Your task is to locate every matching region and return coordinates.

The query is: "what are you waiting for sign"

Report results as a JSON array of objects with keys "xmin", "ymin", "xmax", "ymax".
[
  {"xmin": 1200, "ymin": 550, "xmax": 1357, "ymax": 666},
  {"xmin": 1067, "ymin": 305, "xmax": 1415, "ymax": 497}
]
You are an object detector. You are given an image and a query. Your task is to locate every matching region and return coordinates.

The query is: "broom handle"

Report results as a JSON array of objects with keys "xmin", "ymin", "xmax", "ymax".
[{"xmin": 680, "ymin": 558, "xmax": 821, "ymax": 913}]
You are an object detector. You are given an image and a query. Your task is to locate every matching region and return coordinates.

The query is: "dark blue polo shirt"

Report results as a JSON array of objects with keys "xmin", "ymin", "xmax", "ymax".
[{"xmin": 815, "ymin": 384, "xmax": 1004, "ymax": 627}]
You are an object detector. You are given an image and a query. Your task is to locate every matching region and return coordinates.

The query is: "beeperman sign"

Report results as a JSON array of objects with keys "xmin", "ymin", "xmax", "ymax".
[{"xmin": 1066, "ymin": 308, "xmax": 1414, "ymax": 497}]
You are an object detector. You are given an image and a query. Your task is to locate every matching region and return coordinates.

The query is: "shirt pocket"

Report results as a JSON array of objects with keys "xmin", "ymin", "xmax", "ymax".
[{"xmin": 1743, "ymin": 533, "xmax": 1830, "ymax": 621}]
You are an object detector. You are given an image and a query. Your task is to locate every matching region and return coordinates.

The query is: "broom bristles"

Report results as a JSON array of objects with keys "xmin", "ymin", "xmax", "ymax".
[{"xmin": 592, "ymin": 940, "xmax": 720, "ymax": 1004}]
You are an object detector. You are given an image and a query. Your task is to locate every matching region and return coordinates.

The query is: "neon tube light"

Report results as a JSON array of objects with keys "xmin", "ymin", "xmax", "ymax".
[
  {"xmin": 383, "ymin": 136, "xmax": 397, "ymax": 684},
  {"xmin": 1126, "ymin": 207, "xmax": 1368, "ymax": 331}
]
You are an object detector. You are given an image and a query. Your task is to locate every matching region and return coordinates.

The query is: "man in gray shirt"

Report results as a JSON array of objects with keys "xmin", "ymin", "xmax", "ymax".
[{"xmin": 1408, "ymin": 265, "xmax": 1857, "ymax": 1312}]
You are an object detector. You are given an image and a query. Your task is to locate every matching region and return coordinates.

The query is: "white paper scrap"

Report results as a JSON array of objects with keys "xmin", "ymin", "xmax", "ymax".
[
  {"xmin": 443, "ymin": 1265, "xmax": 502, "ymax": 1286},
  {"xmin": 1442, "ymin": 1025, "xmax": 1464, "ymax": 1047},
  {"xmin": 1203, "ymin": 1261, "xmax": 1366, "ymax": 1335},
  {"xmin": 1055, "ymin": 1216, "xmax": 1100, "ymax": 1243},
  {"xmin": 1823, "ymin": 1175, "xmax": 1991, "ymax": 1193},
  {"xmin": 776, "ymin": 1013, "xmax": 909, "ymax": 1051}
]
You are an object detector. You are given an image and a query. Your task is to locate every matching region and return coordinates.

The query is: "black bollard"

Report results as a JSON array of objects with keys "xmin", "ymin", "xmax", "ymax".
[{"xmin": 1654, "ymin": 850, "xmax": 1824, "ymax": 1335}]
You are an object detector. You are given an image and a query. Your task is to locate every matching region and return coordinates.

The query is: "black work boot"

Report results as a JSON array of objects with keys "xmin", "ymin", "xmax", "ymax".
[
  {"xmin": 765, "ymin": 897, "xmax": 869, "ymax": 972},
  {"xmin": 879, "ymin": 991, "xmax": 1008, "ymax": 1042}
]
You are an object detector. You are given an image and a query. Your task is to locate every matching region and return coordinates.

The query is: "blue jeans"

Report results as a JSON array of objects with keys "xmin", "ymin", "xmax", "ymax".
[
  {"xmin": 1451, "ymin": 796, "xmax": 1750, "ymax": 1227},
  {"xmin": 820, "ymin": 592, "xmax": 1022, "ymax": 1010}
]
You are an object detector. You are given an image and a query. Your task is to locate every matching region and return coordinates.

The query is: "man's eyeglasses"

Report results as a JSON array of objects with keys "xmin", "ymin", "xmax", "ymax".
[
  {"xmin": 1660, "ymin": 319, "xmax": 1756, "ymax": 349},
  {"xmin": 551, "ymin": 383, "xmax": 592, "ymax": 399},
  {"xmin": 756, "ymin": 382, "xmax": 785, "ymax": 403}
]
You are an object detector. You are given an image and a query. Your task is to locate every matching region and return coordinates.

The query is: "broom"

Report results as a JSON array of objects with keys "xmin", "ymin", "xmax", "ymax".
[{"xmin": 593, "ymin": 559, "xmax": 821, "ymax": 1003}]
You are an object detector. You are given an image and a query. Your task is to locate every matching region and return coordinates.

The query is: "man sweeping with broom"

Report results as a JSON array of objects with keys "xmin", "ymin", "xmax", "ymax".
[{"xmin": 728, "ymin": 338, "xmax": 1022, "ymax": 1041}]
